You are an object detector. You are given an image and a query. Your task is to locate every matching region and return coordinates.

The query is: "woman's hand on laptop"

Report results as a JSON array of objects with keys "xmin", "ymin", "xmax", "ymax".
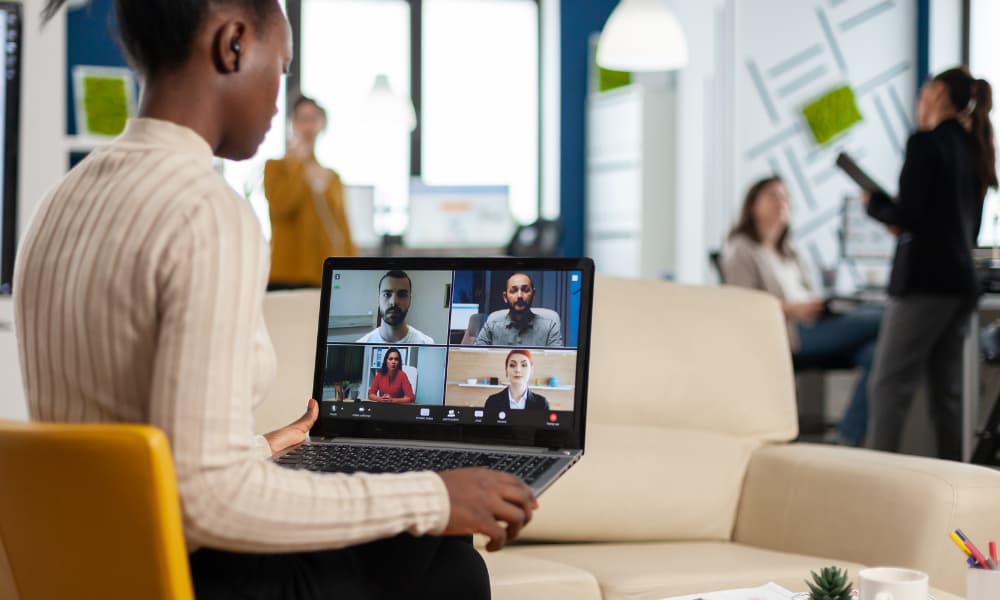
[
  {"xmin": 264, "ymin": 398, "xmax": 319, "ymax": 455},
  {"xmin": 438, "ymin": 469, "xmax": 538, "ymax": 552}
]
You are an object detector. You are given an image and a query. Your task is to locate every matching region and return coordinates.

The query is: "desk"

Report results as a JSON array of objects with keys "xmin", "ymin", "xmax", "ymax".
[
  {"xmin": 835, "ymin": 289, "xmax": 988, "ymax": 461},
  {"xmin": 963, "ymin": 294, "xmax": 1000, "ymax": 461},
  {"xmin": 841, "ymin": 291, "xmax": 1000, "ymax": 461}
]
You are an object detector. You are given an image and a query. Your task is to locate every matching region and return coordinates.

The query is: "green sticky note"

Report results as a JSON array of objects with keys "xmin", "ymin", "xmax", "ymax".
[
  {"xmin": 82, "ymin": 76, "xmax": 129, "ymax": 136},
  {"xmin": 598, "ymin": 67, "xmax": 631, "ymax": 93},
  {"xmin": 802, "ymin": 85, "xmax": 863, "ymax": 145}
]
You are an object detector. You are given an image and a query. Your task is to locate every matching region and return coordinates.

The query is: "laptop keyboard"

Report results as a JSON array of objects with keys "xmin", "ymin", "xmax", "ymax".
[{"xmin": 275, "ymin": 444, "xmax": 559, "ymax": 485}]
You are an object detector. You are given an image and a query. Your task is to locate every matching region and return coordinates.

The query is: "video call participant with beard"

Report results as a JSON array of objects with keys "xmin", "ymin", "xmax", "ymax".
[
  {"xmin": 484, "ymin": 350, "xmax": 550, "ymax": 411},
  {"xmin": 357, "ymin": 270, "xmax": 435, "ymax": 344},
  {"xmin": 475, "ymin": 273, "xmax": 563, "ymax": 347}
]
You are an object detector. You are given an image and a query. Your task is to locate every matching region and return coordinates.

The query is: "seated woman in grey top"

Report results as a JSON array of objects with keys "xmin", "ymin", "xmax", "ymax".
[{"xmin": 721, "ymin": 176, "xmax": 881, "ymax": 447}]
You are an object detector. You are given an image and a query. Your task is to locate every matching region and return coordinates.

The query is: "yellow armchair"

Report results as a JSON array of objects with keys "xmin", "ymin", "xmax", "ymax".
[{"xmin": 0, "ymin": 420, "xmax": 193, "ymax": 600}]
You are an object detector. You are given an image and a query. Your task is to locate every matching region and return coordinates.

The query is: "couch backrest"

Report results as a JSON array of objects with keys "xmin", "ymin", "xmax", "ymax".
[
  {"xmin": 583, "ymin": 275, "xmax": 797, "ymax": 439},
  {"xmin": 517, "ymin": 276, "xmax": 799, "ymax": 543},
  {"xmin": 258, "ymin": 277, "xmax": 798, "ymax": 440},
  {"xmin": 256, "ymin": 290, "xmax": 321, "ymax": 434}
]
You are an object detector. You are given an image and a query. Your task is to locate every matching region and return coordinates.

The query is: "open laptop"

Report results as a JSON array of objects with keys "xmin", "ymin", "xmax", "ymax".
[{"xmin": 274, "ymin": 257, "xmax": 595, "ymax": 495}]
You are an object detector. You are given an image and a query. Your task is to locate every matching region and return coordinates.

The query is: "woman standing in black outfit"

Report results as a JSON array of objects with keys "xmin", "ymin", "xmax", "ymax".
[{"xmin": 863, "ymin": 67, "xmax": 997, "ymax": 459}]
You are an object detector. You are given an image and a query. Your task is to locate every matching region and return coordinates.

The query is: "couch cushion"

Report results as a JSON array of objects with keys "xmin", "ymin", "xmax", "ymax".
[
  {"xmin": 257, "ymin": 289, "xmax": 322, "ymax": 434},
  {"xmin": 481, "ymin": 550, "xmax": 601, "ymax": 600},
  {"xmin": 520, "ymin": 424, "xmax": 759, "ymax": 542},
  {"xmin": 587, "ymin": 276, "xmax": 797, "ymax": 441},
  {"xmin": 509, "ymin": 541, "xmax": 871, "ymax": 600}
]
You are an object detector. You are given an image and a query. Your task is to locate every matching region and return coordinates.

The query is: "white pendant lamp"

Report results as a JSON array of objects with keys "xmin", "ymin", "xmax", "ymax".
[
  {"xmin": 363, "ymin": 74, "xmax": 417, "ymax": 132},
  {"xmin": 596, "ymin": 0, "xmax": 689, "ymax": 72}
]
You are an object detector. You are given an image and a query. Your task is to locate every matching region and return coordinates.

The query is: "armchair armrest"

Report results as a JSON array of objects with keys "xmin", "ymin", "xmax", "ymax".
[{"xmin": 733, "ymin": 443, "xmax": 1000, "ymax": 595}]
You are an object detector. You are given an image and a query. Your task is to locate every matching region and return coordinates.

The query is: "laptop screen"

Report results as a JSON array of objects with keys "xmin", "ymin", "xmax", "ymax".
[{"xmin": 311, "ymin": 258, "xmax": 594, "ymax": 450}]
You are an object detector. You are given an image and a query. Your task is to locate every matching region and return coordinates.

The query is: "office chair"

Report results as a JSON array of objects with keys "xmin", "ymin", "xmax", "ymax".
[
  {"xmin": 974, "ymin": 322, "xmax": 1000, "ymax": 465},
  {"xmin": 507, "ymin": 219, "xmax": 562, "ymax": 257},
  {"xmin": 0, "ymin": 420, "xmax": 194, "ymax": 600},
  {"xmin": 461, "ymin": 313, "xmax": 486, "ymax": 345},
  {"xmin": 708, "ymin": 250, "xmax": 723, "ymax": 282},
  {"xmin": 710, "ymin": 248, "xmax": 855, "ymax": 435}
]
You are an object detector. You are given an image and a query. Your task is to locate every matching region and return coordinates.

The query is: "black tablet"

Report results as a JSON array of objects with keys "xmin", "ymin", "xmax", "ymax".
[{"xmin": 836, "ymin": 152, "xmax": 887, "ymax": 195}]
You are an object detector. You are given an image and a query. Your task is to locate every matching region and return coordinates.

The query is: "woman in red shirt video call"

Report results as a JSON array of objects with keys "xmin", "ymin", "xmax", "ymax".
[{"xmin": 367, "ymin": 348, "xmax": 415, "ymax": 403}]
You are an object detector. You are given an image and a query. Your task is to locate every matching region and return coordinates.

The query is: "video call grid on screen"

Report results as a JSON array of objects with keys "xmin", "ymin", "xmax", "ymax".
[{"xmin": 321, "ymin": 268, "xmax": 583, "ymax": 417}]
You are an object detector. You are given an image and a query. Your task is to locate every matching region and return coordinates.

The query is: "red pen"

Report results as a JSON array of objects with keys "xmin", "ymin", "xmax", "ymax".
[
  {"xmin": 957, "ymin": 530, "xmax": 992, "ymax": 569},
  {"xmin": 990, "ymin": 541, "xmax": 998, "ymax": 564}
]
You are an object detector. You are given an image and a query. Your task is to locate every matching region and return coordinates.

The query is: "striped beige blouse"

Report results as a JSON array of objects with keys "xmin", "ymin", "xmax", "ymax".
[{"xmin": 13, "ymin": 118, "xmax": 449, "ymax": 552}]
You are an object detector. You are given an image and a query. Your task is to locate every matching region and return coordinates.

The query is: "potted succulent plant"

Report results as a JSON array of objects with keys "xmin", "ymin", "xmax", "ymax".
[{"xmin": 805, "ymin": 566, "xmax": 853, "ymax": 600}]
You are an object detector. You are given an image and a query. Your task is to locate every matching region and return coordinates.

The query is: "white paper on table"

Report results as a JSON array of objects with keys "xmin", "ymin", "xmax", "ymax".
[{"xmin": 660, "ymin": 582, "xmax": 798, "ymax": 600}]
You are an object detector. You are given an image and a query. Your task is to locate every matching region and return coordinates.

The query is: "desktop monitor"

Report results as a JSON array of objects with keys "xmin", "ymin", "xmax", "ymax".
[
  {"xmin": 977, "ymin": 181, "xmax": 1000, "ymax": 249},
  {"xmin": 343, "ymin": 184, "xmax": 379, "ymax": 249},
  {"xmin": 404, "ymin": 181, "xmax": 515, "ymax": 249},
  {"xmin": 0, "ymin": 3, "xmax": 20, "ymax": 294},
  {"xmin": 841, "ymin": 195, "xmax": 894, "ymax": 261}
]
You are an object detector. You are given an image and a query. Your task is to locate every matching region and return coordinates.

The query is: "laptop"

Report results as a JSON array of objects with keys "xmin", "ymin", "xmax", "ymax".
[{"xmin": 274, "ymin": 256, "xmax": 595, "ymax": 495}]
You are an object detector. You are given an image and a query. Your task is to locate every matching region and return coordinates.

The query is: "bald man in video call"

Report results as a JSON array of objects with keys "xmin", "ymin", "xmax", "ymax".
[{"xmin": 475, "ymin": 273, "xmax": 563, "ymax": 347}]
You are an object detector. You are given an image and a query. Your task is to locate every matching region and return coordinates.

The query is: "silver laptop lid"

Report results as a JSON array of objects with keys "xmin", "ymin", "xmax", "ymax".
[{"xmin": 309, "ymin": 257, "xmax": 595, "ymax": 452}]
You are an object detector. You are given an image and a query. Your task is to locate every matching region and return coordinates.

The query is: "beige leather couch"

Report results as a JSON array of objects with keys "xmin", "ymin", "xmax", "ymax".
[{"xmin": 258, "ymin": 276, "xmax": 1000, "ymax": 600}]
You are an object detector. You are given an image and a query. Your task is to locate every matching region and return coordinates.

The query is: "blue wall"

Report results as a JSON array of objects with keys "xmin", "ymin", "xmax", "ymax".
[
  {"xmin": 916, "ymin": 0, "xmax": 930, "ymax": 91},
  {"xmin": 66, "ymin": 0, "xmax": 129, "ymax": 135},
  {"xmin": 559, "ymin": 0, "xmax": 617, "ymax": 257}
]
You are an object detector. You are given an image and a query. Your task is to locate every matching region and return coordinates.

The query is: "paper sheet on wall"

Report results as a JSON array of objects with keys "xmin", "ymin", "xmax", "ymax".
[{"xmin": 661, "ymin": 582, "xmax": 799, "ymax": 600}]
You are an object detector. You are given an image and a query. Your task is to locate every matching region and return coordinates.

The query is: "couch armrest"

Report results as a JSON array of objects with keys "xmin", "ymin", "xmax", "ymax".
[{"xmin": 733, "ymin": 443, "xmax": 1000, "ymax": 595}]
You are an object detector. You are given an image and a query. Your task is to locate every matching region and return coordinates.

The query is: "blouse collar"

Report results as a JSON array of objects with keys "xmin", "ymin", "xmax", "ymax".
[{"xmin": 117, "ymin": 118, "xmax": 214, "ymax": 165}]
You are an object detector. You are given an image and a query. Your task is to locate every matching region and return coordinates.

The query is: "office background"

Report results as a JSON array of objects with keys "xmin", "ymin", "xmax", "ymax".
[{"xmin": 0, "ymin": 0, "xmax": 979, "ymax": 421}]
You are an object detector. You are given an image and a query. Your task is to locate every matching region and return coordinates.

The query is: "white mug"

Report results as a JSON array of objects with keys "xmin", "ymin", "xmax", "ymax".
[{"xmin": 858, "ymin": 567, "xmax": 928, "ymax": 600}]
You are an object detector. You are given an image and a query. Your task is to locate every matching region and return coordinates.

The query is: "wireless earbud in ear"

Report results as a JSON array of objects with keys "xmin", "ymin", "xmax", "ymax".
[{"xmin": 230, "ymin": 39, "xmax": 241, "ymax": 54}]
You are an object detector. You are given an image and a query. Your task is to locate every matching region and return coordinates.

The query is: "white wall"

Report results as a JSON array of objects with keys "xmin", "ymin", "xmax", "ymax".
[
  {"xmin": 666, "ymin": 0, "xmax": 724, "ymax": 284},
  {"xmin": 929, "ymin": 0, "xmax": 963, "ymax": 75},
  {"xmin": 412, "ymin": 346, "xmax": 446, "ymax": 405},
  {"xmin": 733, "ymin": 0, "xmax": 915, "ymax": 289},
  {"xmin": 0, "ymin": 0, "xmax": 66, "ymax": 421},
  {"xmin": 667, "ymin": 0, "xmax": 917, "ymax": 289}
]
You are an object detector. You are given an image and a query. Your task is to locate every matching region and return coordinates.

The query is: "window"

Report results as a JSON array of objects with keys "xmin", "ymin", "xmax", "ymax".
[
  {"xmin": 970, "ymin": 0, "xmax": 1000, "ymax": 246},
  {"xmin": 292, "ymin": 0, "xmax": 541, "ymax": 238},
  {"xmin": 421, "ymin": 0, "xmax": 539, "ymax": 225},
  {"xmin": 220, "ymin": 1, "xmax": 287, "ymax": 240},
  {"xmin": 301, "ymin": 0, "xmax": 412, "ymax": 233}
]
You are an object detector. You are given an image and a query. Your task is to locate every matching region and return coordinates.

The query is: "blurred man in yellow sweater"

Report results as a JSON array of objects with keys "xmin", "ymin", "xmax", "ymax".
[{"xmin": 265, "ymin": 96, "xmax": 357, "ymax": 289}]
